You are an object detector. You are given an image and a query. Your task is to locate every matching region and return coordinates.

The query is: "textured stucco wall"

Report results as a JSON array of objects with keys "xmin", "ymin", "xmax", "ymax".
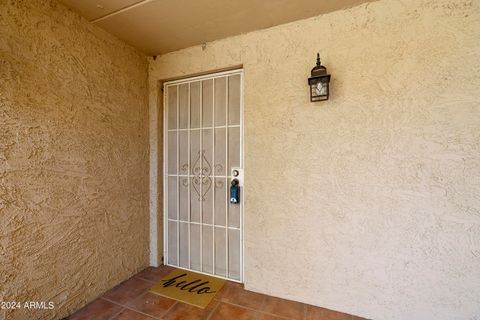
[
  {"xmin": 0, "ymin": 1, "xmax": 149, "ymax": 319},
  {"xmin": 149, "ymin": 0, "xmax": 480, "ymax": 319}
]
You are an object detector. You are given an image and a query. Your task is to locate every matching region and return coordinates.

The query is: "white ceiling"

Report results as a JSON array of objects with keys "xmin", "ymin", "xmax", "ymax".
[{"xmin": 61, "ymin": 0, "xmax": 375, "ymax": 55}]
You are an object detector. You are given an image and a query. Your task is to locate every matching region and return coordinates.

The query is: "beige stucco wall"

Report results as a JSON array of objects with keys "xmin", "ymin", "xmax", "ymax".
[
  {"xmin": 0, "ymin": 1, "xmax": 149, "ymax": 319},
  {"xmin": 149, "ymin": 0, "xmax": 480, "ymax": 319}
]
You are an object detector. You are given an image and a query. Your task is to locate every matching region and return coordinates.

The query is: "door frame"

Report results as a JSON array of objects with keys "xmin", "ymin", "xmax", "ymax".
[{"xmin": 162, "ymin": 68, "xmax": 244, "ymax": 283}]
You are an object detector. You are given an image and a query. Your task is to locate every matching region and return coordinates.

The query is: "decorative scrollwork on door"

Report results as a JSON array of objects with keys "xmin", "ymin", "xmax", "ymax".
[
  {"xmin": 214, "ymin": 164, "xmax": 224, "ymax": 175},
  {"xmin": 192, "ymin": 150, "xmax": 211, "ymax": 176},
  {"xmin": 191, "ymin": 150, "xmax": 212, "ymax": 201},
  {"xmin": 215, "ymin": 180, "xmax": 224, "ymax": 189}
]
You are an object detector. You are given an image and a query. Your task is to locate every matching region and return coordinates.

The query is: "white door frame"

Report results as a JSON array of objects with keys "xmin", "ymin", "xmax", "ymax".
[{"xmin": 161, "ymin": 69, "xmax": 244, "ymax": 282}]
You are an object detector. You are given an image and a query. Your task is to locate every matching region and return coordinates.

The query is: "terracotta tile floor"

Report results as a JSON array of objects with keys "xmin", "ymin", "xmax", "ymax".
[{"xmin": 66, "ymin": 265, "xmax": 367, "ymax": 320}]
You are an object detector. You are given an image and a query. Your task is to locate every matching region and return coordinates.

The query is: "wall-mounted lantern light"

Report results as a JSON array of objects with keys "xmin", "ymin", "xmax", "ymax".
[{"xmin": 308, "ymin": 53, "xmax": 331, "ymax": 102}]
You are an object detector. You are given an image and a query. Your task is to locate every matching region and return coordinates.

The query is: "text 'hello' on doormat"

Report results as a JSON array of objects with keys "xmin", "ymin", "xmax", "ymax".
[{"xmin": 150, "ymin": 268, "xmax": 226, "ymax": 308}]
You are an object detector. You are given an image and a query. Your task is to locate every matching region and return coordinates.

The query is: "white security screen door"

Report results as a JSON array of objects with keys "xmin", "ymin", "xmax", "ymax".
[{"xmin": 164, "ymin": 70, "xmax": 243, "ymax": 282}]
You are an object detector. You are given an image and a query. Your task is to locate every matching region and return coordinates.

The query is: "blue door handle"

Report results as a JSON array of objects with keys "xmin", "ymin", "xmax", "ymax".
[{"xmin": 230, "ymin": 179, "xmax": 240, "ymax": 204}]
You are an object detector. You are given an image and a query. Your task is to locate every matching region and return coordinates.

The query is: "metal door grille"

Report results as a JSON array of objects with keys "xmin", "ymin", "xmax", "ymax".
[{"xmin": 163, "ymin": 70, "xmax": 243, "ymax": 282}]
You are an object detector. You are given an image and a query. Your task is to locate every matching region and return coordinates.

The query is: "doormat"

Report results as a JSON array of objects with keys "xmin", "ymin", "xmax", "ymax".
[{"xmin": 150, "ymin": 268, "xmax": 226, "ymax": 308}]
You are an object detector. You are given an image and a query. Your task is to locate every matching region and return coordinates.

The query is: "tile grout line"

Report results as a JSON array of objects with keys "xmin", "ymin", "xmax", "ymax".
[
  {"xmin": 136, "ymin": 275, "xmax": 167, "ymax": 284},
  {"xmin": 259, "ymin": 294, "xmax": 267, "ymax": 313},
  {"xmin": 212, "ymin": 299, "xmax": 292, "ymax": 320},
  {"xmin": 205, "ymin": 301, "xmax": 222, "ymax": 320},
  {"xmin": 100, "ymin": 297, "xmax": 162, "ymax": 320},
  {"xmin": 253, "ymin": 294, "xmax": 269, "ymax": 320},
  {"xmin": 161, "ymin": 301, "xmax": 179, "ymax": 319},
  {"xmin": 107, "ymin": 306, "xmax": 125, "ymax": 320},
  {"xmin": 129, "ymin": 290, "xmax": 150, "ymax": 306},
  {"xmin": 136, "ymin": 276, "xmax": 156, "ymax": 283}
]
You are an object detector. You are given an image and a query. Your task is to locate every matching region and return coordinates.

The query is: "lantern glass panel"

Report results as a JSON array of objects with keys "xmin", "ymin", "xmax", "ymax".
[
  {"xmin": 316, "ymin": 81, "xmax": 328, "ymax": 96},
  {"xmin": 310, "ymin": 78, "xmax": 329, "ymax": 101}
]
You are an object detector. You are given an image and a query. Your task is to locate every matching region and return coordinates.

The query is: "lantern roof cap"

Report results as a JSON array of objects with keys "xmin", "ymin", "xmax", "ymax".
[{"xmin": 311, "ymin": 53, "xmax": 329, "ymax": 77}]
